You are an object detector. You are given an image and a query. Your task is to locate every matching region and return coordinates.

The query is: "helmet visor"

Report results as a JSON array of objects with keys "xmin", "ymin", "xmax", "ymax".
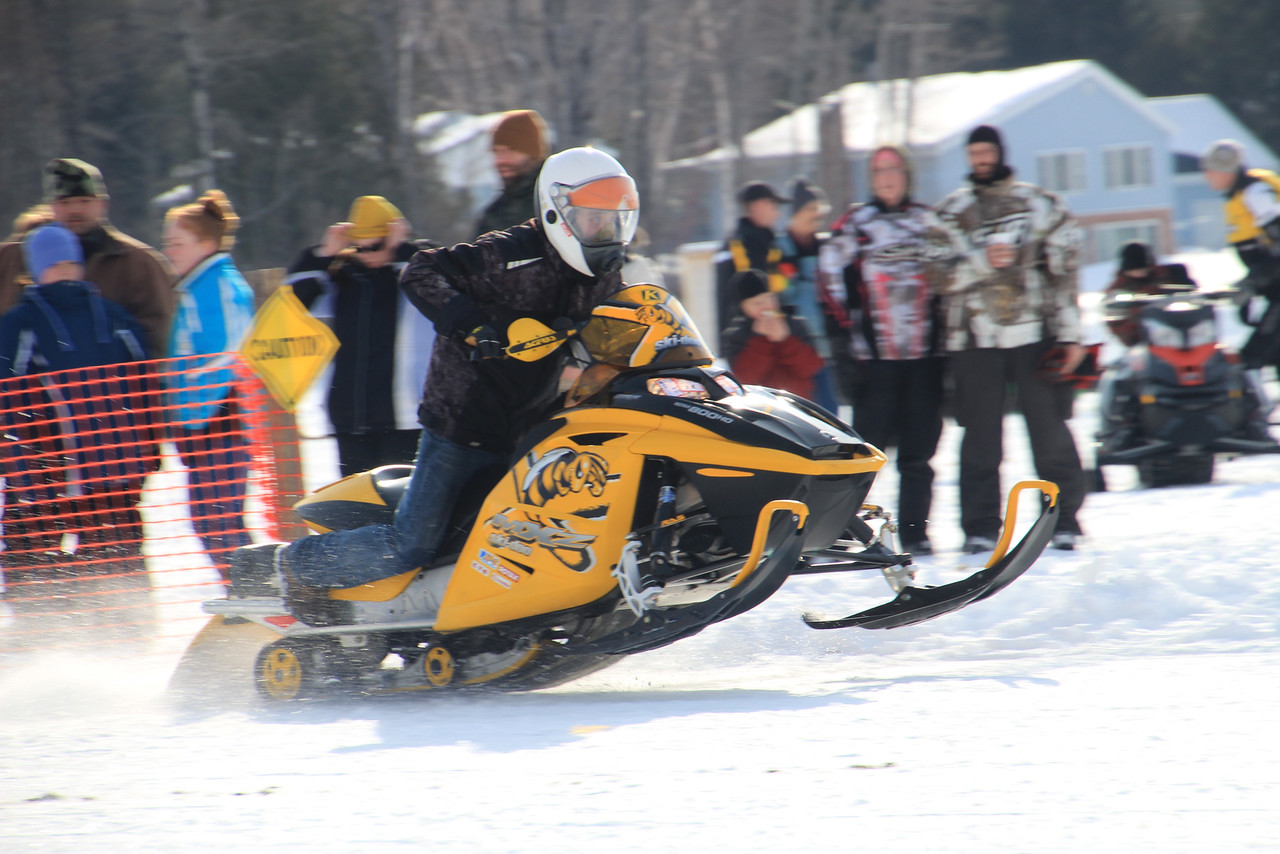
[{"xmin": 551, "ymin": 175, "xmax": 639, "ymax": 247}]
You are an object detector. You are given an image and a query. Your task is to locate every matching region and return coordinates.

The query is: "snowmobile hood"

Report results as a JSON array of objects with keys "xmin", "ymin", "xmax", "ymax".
[
  {"xmin": 717, "ymin": 387, "xmax": 866, "ymax": 459},
  {"xmin": 601, "ymin": 367, "xmax": 870, "ymax": 462}
]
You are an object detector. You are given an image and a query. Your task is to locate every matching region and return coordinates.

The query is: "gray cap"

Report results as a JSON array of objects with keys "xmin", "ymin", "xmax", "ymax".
[{"xmin": 1201, "ymin": 139, "xmax": 1245, "ymax": 173}]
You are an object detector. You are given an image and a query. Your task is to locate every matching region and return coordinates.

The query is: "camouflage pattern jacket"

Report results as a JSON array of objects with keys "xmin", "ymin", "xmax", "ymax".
[
  {"xmin": 399, "ymin": 219, "xmax": 622, "ymax": 452},
  {"xmin": 932, "ymin": 176, "xmax": 1082, "ymax": 352}
]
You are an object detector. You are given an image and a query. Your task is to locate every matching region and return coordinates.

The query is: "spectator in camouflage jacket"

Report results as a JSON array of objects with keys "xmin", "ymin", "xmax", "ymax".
[{"xmin": 932, "ymin": 125, "xmax": 1086, "ymax": 553}]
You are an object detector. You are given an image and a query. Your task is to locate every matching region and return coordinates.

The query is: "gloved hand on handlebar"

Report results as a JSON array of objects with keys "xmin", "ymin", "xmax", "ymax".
[{"xmin": 466, "ymin": 324, "xmax": 505, "ymax": 360}]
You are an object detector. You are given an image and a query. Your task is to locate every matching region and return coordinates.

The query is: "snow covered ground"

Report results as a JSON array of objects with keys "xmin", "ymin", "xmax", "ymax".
[{"xmin": 2, "ymin": 251, "xmax": 1279, "ymax": 853}]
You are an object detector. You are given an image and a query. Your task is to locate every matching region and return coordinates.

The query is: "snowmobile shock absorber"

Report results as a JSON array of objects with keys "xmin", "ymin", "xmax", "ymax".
[
  {"xmin": 646, "ymin": 462, "xmax": 680, "ymax": 583},
  {"xmin": 651, "ymin": 485, "xmax": 678, "ymax": 575}
]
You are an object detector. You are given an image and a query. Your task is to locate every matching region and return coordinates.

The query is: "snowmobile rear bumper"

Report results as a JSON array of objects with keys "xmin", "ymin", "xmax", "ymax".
[{"xmin": 804, "ymin": 480, "xmax": 1059, "ymax": 630}]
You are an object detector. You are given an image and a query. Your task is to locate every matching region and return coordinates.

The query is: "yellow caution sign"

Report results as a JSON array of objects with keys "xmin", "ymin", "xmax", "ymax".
[{"xmin": 240, "ymin": 286, "xmax": 339, "ymax": 410}]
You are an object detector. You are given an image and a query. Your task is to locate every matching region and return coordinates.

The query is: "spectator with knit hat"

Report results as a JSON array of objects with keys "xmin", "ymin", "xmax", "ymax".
[
  {"xmin": 287, "ymin": 195, "xmax": 438, "ymax": 477},
  {"xmin": 474, "ymin": 109, "xmax": 552, "ymax": 238},
  {"xmin": 1202, "ymin": 138, "xmax": 1280, "ymax": 376},
  {"xmin": 0, "ymin": 223, "xmax": 155, "ymax": 577},
  {"xmin": 0, "ymin": 158, "xmax": 172, "ymax": 357},
  {"xmin": 776, "ymin": 176, "xmax": 840, "ymax": 411},
  {"xmin": 933, "ymin": 124, "xmax": 1087, "ymax": 553}
]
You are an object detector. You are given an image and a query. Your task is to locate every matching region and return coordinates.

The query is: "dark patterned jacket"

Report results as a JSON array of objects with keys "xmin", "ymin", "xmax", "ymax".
[{"xmin": 400, "ymin": 220, "xmax": 622, "ymax": 451}]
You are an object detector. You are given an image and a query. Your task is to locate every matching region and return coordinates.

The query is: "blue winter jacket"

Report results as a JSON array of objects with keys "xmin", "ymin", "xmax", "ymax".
[
  {"xmin": 0, "ymin": 279, "xmax": 148, "ymax": 376},
  {"xmin": 166, "ymin": 253, "xmax": 255, "ymax": 429},
  {"xmin": 0, "ymin": 279, "xmax": 154, "ymax": 488}
]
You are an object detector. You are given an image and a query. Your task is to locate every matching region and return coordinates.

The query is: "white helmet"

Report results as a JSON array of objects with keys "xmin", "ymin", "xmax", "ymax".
[{"xmin": 536, "ymin": 147, "xmax": 639, "ymax": 277}]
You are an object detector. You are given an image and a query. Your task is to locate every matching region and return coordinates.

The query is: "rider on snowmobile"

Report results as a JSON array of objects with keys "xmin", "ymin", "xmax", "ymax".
[
  {"xmin": 1103, "ymin": 242, "xmax": 1196, "ymax": 348},
  {"xmin": 230, "ymin": 147, "xmax": 639, "ymax": 597},
  {"xmin": 1202, "ymin": 139, "xmax": 1280, "ymax": 375}
]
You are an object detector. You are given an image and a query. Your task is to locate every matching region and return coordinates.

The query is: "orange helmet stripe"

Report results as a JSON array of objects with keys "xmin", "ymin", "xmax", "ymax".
[{"xmin": 565, "ymin": 176, "xmax": 639, "ymax": 210}]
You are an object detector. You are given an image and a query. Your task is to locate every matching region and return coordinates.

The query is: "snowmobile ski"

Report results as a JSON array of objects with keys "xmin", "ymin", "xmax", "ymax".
[{"xmin": 803, "ymin": 482, "xmax": 1059, "ymax": 630}]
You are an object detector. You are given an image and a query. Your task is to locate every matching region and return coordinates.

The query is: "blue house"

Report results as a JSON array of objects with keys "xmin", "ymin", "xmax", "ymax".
[{"xmin": 665, "ymin": 60, "xmax": 1274, "ymax": 265}]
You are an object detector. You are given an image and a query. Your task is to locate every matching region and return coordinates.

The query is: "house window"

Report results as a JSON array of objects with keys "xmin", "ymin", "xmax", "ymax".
[
  {"xmin": 1104, "ymin": 146, "xmax": 1153, "ymax": 189},
  {"xmin": 1093, "ymin": 220, "xmax": 1160, "ymax": 265},
  {"xmin": 1037, "ymin": 151, "xmax": 1087, "ymax": 193}
]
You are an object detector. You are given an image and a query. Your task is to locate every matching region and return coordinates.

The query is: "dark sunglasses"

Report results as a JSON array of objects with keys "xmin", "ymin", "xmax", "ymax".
[{"xmin": 352, "ymin": 238, "xmax": 386, "ymax": 253}]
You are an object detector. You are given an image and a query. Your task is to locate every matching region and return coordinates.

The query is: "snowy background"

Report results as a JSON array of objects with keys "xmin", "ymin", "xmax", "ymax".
[{"xmin": 1, "ymin": 250, "xmax": 1278, "ymax": 853}]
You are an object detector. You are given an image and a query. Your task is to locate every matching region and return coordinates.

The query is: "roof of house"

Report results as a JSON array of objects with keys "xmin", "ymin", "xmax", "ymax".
[{"xmin": 668, "ymin": 60, "xmax": 1175, "ymax": 168}]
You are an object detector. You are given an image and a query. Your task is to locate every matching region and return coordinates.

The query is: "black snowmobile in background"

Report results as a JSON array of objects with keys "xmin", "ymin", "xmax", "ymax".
[{"xmin": 1094, "ymin": 283, "xmax": 1280, "ymax": 488}]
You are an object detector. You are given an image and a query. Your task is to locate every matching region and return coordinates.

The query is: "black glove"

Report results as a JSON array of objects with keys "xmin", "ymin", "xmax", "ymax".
[
  {"xmin": 468, "ymin": 324, "xmax": 504, "ymax": 360},
  {"xmin": 1234, "ymin": 272, "xmax": 1262, "ymax": 299}
]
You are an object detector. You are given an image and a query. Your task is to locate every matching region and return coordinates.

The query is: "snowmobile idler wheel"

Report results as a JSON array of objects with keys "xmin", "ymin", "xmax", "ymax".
[
  {"xmin": 421, "ymin": 646, "xmax": 455, "ymax": 688},
  {"xmin": 255, "ymin": 638, "xmax": 316, "ymax": 701}
]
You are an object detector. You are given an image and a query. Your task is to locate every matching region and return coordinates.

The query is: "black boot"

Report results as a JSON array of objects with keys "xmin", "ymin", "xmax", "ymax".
[{"xmin": 227, "ymin": 542, "xmax": 287, "ymax": 598}]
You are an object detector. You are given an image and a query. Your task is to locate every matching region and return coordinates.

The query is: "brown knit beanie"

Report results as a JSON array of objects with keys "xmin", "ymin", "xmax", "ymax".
[{"xmin": 492, "ymin": 110, "xmax": 550, "ymax": 161}]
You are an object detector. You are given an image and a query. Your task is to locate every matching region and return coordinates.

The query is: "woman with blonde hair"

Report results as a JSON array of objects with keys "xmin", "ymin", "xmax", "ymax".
[{"xmin": 163, "ymin": 190, "xmax": 256, "ymax": 577}]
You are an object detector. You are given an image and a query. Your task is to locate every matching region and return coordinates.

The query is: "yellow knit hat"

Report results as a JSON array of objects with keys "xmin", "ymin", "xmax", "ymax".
[{"xmin": 347, "ymin": 195, "xmax": 402, "ymax": 239}]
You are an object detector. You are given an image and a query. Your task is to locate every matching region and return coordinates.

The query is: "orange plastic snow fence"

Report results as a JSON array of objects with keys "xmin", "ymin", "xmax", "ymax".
[{"xmin": 0, "ymin": 355, "xmax": 306, "ymax": 658}]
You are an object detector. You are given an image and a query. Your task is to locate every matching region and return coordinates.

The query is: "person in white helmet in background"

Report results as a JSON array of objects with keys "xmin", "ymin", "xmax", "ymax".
[{"xmin": 229, "ymin": 147, "xmax": 636, "ymax": 597}]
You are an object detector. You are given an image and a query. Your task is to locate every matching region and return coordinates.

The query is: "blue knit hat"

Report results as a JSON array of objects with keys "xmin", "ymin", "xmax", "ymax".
[{"xmin": 23, "ymin": 223, "xmax": 84, "ymax": 281}]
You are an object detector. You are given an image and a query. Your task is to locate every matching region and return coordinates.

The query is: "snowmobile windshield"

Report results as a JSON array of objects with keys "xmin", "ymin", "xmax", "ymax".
[
  {"xmin": 577, "ymin": 285, "xmax": 713, "ymax": 369},
  {"xmin": 548, "ymin": 175, "xmax": 640, "ymax": 247}
]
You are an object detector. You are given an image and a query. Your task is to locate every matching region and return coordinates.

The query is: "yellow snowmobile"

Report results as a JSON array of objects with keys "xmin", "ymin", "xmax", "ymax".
[{"xmin": 175, "ymin": 285, "xmax": 1058, "ymax": 701}]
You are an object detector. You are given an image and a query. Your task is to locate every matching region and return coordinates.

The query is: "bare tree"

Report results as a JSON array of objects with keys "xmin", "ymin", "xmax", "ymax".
[{"xmin": 16, "ymin": 0, "xmax": 1261, "ymax": 264}]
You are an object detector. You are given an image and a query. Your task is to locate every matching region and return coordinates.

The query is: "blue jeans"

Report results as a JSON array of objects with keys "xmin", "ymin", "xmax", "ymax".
[
  {"xmin": 284, "ymin": 429, "xmax": 504, "ymax": 588},
  {"xmin": 173, "ymin": 399, "xmax": 252, "ymax": 569},
  {"xmin": 812, "ymin": 365, "xmax": 840, "ymax": 415}
]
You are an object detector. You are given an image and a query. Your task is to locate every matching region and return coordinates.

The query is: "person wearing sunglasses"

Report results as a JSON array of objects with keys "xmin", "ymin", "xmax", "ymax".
[{"xmin": 286, "ymin": 195, "xmax": 438, "ymax": 478}]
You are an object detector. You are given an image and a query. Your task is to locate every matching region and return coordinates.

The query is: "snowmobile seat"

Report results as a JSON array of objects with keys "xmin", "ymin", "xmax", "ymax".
[{"xmin": 370, "ymin": 465, "xmax": 416, "ymax": 509}]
